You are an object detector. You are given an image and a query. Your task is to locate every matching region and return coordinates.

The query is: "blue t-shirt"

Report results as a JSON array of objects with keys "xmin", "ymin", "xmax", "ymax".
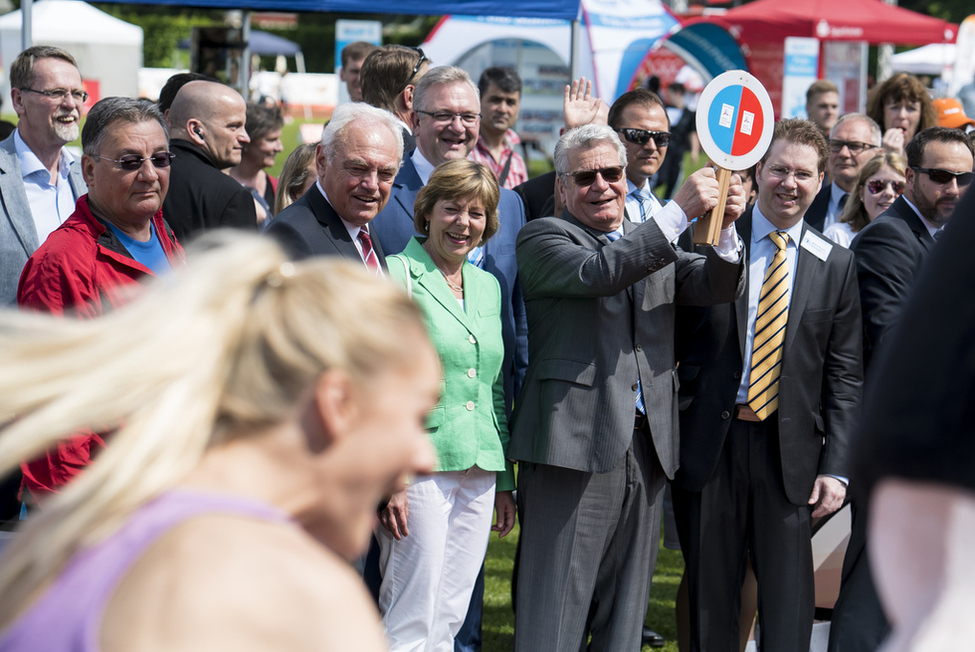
[{"xmin": 105, "ymin": 221, "xmax": 172, "ymax": 276}]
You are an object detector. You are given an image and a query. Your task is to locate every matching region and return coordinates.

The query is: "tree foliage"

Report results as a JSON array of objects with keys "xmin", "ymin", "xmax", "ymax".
[{"xmin": 89, "ymin": 5, "xmax": 440, "ymax": 72}]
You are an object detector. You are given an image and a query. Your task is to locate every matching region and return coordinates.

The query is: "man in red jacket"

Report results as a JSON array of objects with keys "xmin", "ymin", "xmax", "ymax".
[{"xmin": 18, "ymin": 96, "xmax": 185, "ymax": 497}]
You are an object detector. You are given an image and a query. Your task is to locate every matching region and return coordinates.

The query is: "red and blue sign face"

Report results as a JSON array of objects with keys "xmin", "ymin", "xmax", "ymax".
[{"xmin": 696, "ymin": 71, "xmax": 774, "ymax": 170}]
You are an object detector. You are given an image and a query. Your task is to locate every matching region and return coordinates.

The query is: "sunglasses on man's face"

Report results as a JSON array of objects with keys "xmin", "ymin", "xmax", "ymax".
[
  {"xmin": 866, "ymin": 179, "xmax": 905, "ymax": 195},
  {"xmin": 564, "ymin": 166, "xmax": 625, "ymax": 187},
  {"xmin": 93, "ymin": 152, "xmax": 176, "ymax": 171},
  {"xmin": 616, "ymin": 128, "xmax": 671, "ymax": 148},
  {"xmin": 911, "ymin": 166, "xmax": 974, "ymax": 186}
]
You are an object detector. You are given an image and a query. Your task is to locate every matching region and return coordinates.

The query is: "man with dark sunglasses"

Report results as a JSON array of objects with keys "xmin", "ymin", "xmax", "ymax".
[
  {"xmin": 607, "ymin": 88, "xmax": 727, "ymax": 239},
  {"xmin": 806, "ymin": 113, "xmax": 882, "ymax": 231},
  {"xmin": 509, "ymin": 123, "xmax": 745, "ymax": 652},
  {"xmin": 16, "ymin": 97, "xmax": 185, "ymax": 498},
  {"xmin": 831, "ymin": 125, "xmax": 974, "ymax": 652}
]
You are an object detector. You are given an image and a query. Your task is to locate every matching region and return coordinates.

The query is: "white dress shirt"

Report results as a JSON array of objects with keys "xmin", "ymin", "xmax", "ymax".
[
  {"xmin": 15, "ymin": 130, "xmax": 77, "ymax": 243},
  {"xmin": 735, "ymin": 207, "xmax": 804, "ymax": 404},
  {"xmin": 317, "ymin": 180, "xmax": 382, "ymax": 274}
]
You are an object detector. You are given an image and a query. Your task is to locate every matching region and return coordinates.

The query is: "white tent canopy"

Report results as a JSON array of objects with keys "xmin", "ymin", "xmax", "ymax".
[
  {"xmin": 890, "ymin": 43, "xmax": 956, "ymax": 76},
  {"xmin": 0, "ymin": 0, "xmax": 143, "ymax": 109}
]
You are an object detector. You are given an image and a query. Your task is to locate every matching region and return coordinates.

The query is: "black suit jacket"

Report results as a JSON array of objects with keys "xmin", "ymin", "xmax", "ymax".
[
  {"xmin": 850, "ymin": 195, "xmax": 936, "ymax": 370},
  {"xmin": 163, "ymin": 139, "xmax": 257, "ymax": 243},
  {"xmin": 513, "ymin": 171, "xmax": 556, "ymax": 222},
  {"xmin": 675, "ymin": 209, "xmax": 863, "ymax": 505},
  {"xmin": 263, "ymin": 186, "xmax": 388, "ymax": 269},
  {"xmin": 401, "ymin": 126, "xmax": 416, "ymax": 155},
  {"xmin": 852, "ymin": 185, "xmax": 975, "ymax": 494},
  {"xmin": 804, "ymin": 183, "xmax": 831, "ymax": 232}
]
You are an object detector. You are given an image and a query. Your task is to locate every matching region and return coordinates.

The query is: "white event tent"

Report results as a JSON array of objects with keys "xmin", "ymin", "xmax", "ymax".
[{"xmin": 0, "ymin": 0, "xmax": 143, "ymax": 110}]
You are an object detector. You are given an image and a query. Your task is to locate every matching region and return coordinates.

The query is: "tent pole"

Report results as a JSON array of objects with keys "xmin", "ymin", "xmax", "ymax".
[
  {"xmin": 570, "ymin": 19, "xmax": 581, "ymax": 80},
  {"xmin": 21, "ymin": 0, "xmax": 32, "ymax": 50},
  {"xmin": 240, "ymin": 10, "xmax": 251, "ymax": 101},
  {"xmin": 876, "ymin": 0, "xmax": 896, "ymax": 81}
]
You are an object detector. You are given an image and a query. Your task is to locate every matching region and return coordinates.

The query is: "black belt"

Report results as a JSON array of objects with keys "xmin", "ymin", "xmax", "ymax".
[{"xmin": 634, "ymin": 411, "xmax": 648, "ymax": 431}]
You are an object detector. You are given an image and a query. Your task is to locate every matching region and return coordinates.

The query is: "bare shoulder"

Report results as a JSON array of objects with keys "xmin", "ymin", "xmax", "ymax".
[{"xmin": 102, "ymin": 513, "xmax": 386, "ymax": 652}]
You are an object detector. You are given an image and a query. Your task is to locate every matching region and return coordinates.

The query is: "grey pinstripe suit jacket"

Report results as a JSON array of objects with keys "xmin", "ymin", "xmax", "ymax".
[{"xmin": 508, "ymin": 211, "xmax": 744, "ymax": 477}]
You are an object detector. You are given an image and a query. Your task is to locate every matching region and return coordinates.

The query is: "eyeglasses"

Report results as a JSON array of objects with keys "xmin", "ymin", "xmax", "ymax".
[
  {"xmin": 93, "ymin": 152, "xmax": 175, "ymax": 171},
  {"xmin": 765, "ymin": 164, "xmax": 817, "ymax": 182},
  {"xmin": 911, "ymin": 166, "xmax": 974, "ymax": 186},
  {"xmin": 866, "ymin": 179, "xmax": 906, "ymax": 195},
  {"xmin": 416, "ymin": 110, "xmax": 480, "ymax": 126},
  {"xmin": 616, "ymin": 128, "xmax": 671, "ymax": 148},
  {"xmin": 829, "ymin": 140, "xmax": 877, "ymax": 155},
  {"xmin": 400, "ymin": 47, "xmax": 429, "ymax": 92},
  {"xmin": 20, "ymin": 87, "xmax": 88, "ymax": 103},
  {"xmin": 564, "ymin": 166, "xmax": 625, "ymax": 186}
]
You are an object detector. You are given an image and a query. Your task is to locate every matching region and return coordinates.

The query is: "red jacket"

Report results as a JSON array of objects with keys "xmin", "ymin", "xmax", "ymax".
[{"xmin": 17, "ymin": 195, "xmax": 184, "ymax": 497}]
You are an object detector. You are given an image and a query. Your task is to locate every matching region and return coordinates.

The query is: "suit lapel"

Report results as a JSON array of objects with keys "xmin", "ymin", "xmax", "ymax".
[
  {"xmin": 0, "ymin": 141, "xmax": 39, "ymax": 253},
  {"xmin": 622, "ymin": 220, "xmax": 641, "ymax": 307},
  {"xmin": 735, "ymin": 211, "xmax": 753, "ymax": 357},
  {"xmin": 307, "ymin": 190, "xmax": 362, "ymax": 262},
  {"xmin": 784, "ymin": 224, "xmax": 817, "ymax": 352},
  {"xmin": 894, "ymin": 198, "xmax": 936, "ymax": 252},
  {"xmin": 413, "ymin": 256, "xmax": 476, "ymax": 332},
  {"xmin": 392, "ymin": 158, "xmax": 423, "ymax": 218}
]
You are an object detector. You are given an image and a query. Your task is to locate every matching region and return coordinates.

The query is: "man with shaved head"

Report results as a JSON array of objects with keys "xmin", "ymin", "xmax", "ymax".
[{"xmin": 163, "ymin": 79, "xmax": 256, "ymax": 241}]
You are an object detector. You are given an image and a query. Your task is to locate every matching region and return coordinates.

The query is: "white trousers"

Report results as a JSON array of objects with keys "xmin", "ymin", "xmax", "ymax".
[{"xmin": 377, "ymin": 467, "xmax": 496, "ymax": 652}]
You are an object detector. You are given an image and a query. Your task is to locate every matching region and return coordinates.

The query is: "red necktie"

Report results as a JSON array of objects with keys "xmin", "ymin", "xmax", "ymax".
[{"xmin": 357, "ymin": 229, "xmax": 381, "ymax": 275}]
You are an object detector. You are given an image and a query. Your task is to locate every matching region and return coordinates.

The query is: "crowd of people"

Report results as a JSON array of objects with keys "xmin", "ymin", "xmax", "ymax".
[{"xmin": 0, "ymin": 39, "xmax": 973, "ymax": 652}]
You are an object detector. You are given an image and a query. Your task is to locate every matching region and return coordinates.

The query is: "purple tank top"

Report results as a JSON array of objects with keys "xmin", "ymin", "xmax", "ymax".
[{"xmin": 0, "ymin": 491, "xmax": 291, "ymax": 652}]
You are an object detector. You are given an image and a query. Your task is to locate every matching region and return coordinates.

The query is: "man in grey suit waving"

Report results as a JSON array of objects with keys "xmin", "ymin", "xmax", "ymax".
[
  {"xmin": 509, "ymin": 124, "xmax": 746, "ymax": 651},
  {"xmin": 0, "ymin": 46, "xmax": 87, "ymax": 305}
]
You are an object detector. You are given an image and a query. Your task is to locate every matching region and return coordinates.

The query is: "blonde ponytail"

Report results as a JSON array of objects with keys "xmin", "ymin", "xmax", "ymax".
[{"xmin": 0, "ymin": 231, "xmax": 427, "ymax": 621}]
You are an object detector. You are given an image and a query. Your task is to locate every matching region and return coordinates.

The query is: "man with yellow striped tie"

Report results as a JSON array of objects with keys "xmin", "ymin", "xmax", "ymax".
[{"xmin": 672, "ymin": 118, "xmax": 863, "ymax": 652}]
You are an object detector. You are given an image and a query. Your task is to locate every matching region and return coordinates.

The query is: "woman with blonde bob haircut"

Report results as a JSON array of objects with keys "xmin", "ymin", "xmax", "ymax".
[
  {"xmin": 378, "ymin": 159, "xmax": 513, "ymax": 651},
  {"xmin": 824, "ymin": 152, "xmax": 907, "ymax": 248},
  {"xmin": 0, "ymin": 232, "xmax": 441, "ymax": 652}
]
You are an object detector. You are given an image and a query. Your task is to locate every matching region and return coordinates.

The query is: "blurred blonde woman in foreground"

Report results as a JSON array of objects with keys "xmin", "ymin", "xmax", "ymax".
[{"xmin": 0, "ymin": 232, "xmax": 440, "ymax": 652}]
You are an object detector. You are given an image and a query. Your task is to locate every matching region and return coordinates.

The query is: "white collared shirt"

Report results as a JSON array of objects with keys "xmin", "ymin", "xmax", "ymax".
[
  {"xmin": 625, "ymin": 177, "xmax": 689, "ymax": 243},
  {"xmin": 316, "ymin": 180, "xmax": 383, "ymax": 274},
  {"xmin": 735, "ymin": 207, "xmax": 804, "ymax": 403},
  {"xmin": 411, "ymin": 149, "xmax": 436, "ymax": 185},
  {"xmin": 14, "ymin": 130, "xmax": 77, "ymax": 243}
]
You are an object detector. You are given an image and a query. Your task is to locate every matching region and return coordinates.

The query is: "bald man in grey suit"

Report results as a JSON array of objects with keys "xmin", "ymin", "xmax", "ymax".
[{"xmin": 509, "ymin": 124, "xmax": 746, "ymax": 651}]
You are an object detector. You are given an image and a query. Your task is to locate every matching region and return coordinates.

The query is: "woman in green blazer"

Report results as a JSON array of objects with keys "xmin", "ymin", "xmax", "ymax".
[{"xmin": 377, "ymin": 160, "xmax": 515, "ymax": 651}]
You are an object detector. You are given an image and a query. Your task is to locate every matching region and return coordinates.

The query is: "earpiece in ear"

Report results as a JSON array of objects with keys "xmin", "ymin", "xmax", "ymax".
[{"xmin": 194, "ymin": 127, "xmax": 203, "ymax": 138}]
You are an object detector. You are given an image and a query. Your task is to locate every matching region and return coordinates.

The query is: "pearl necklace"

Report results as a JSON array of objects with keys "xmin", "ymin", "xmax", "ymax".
[{"xmin": 439, "ymin": 269, "xmax": 464, "ymax": 293}]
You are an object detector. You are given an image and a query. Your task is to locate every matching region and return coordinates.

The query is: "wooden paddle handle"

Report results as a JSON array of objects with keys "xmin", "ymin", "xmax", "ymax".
[{"xmin": 693, "ymin": 167, "xmax": 733, "ymax": 246}]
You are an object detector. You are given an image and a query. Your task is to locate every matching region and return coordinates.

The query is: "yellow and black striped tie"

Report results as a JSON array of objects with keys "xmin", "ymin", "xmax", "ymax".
[{"xmin": 747, "ymin": 231, "xmax": 789, "ymax": 421}]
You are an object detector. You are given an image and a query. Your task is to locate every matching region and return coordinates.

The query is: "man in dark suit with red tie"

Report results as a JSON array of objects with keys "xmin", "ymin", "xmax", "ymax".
[
  {"xmin": 264, "ymin": 102, "xmax": 403, "ymax": 272},
  {"xmin": 673, "ymin": 119, "xmax": 863, "ymax": 652}
]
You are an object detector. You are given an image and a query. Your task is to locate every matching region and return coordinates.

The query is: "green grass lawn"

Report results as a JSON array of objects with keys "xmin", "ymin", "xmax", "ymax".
[{"xmin": 482, "ymin": 523, "xmax": 685, "ymax": 652}]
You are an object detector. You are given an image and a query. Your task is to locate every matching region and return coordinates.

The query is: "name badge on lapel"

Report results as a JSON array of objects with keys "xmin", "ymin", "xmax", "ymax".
[{"xmin": 800, "ymin": 231, "xmax": 832, "ymax": 262}]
